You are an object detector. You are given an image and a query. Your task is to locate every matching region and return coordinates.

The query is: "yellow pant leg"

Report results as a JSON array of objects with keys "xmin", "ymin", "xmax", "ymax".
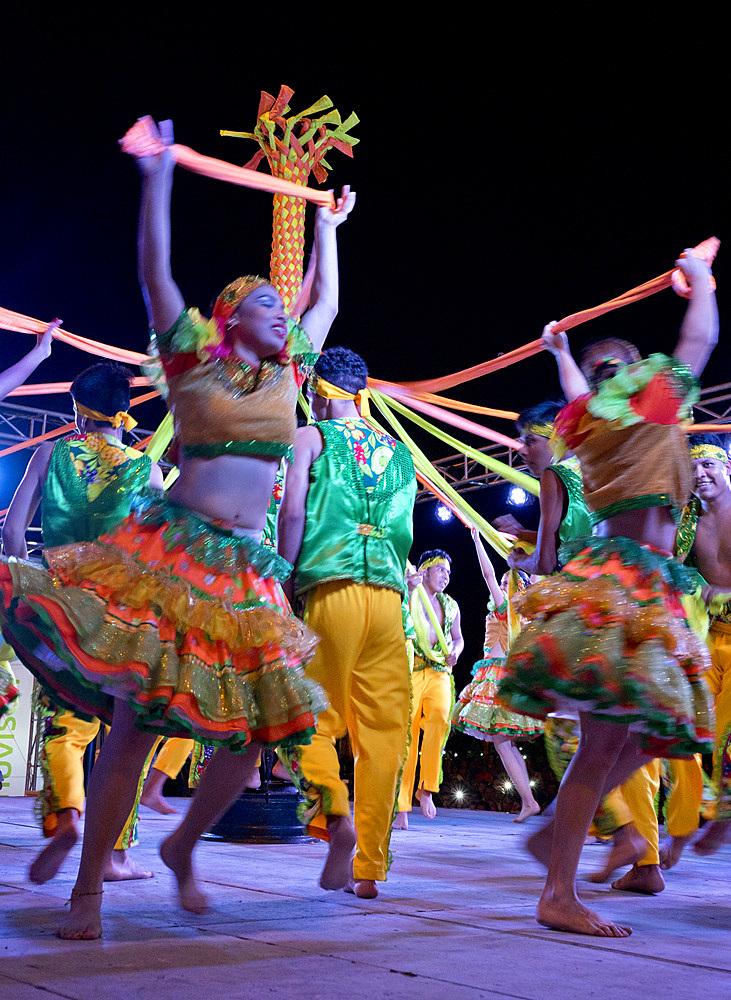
[
  {"xmin": 620, "ymin": 760, "xmax": 661, "ymax": 866},
  {"xmin": 397, "ymin": 669, "xmax": 428, "ymax": 813},
  {"xmin": 42, "ymin": 709, "xmax": 100, "ymax": 830},
  {"xmin": 115, "ymin": 741, "xmax": 157, "ymax": 851},
  {"xmin": 292, "ymin": 582, "xmax": 410, "ymax": 880},
  {"xmin": 347, "ymin": 587, "xmax": 410, "ymax": 881},
  {"xmin": 596, "ymin": 785, "xmax": 633, "ymax": 835},
  {"xmin": 416, "ymin": 669, "xmax": 453, "ymax": 793},
  {"xmin": 664, "ymin": 756, "xmax": 703, "ymax": 837},
  {"xmin": 153, "ymin": 738, "xmax": 195, "ymax": 779},
  {"xmin": 293, "ymin": 586, "xmax": 354, "ymax": 825},
  {"xmin": 707, "ymin": 624, "xmax": 731, "ymax": 820}
]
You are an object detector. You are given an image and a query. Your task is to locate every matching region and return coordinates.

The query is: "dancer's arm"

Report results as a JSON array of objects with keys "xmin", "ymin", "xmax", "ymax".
[
  {"xmin": 300, "ymin": 186, "xmax": 356, "ymax": 352},
  {"xmin": 149, "ymin": 462, "xmax": 165, "ymax": 490},
  {"xmin": 0, "ymin": 321, "xmax": 57, "ymax": 404},
  {"xmin": 471, "ymin": 527, "xmax": 504, "ymax": 606},
  {"xmin": 673, "ymin": 253, "xmax": 718, "ymax": 378},
  {"xmin": 137, "ymin": 120, "xmax": 185, "ymax": 335},
  {"xmin": 446, "ymin": 605, "xmax": 464, "ymax": 667},
  {"xmin": 508, "ymin": 467, "xmax": 563, "ymax": 575},
  {"xmin": 278, "ymin": 425, "xmax": 324, "ymax": 600},
  {"xmin": 1, "ymin": 443, "xmax": 54, "ymax": 558},
  {"xmin": 542, "ymin": 322, "xmax": 589, "ymax": 401}
]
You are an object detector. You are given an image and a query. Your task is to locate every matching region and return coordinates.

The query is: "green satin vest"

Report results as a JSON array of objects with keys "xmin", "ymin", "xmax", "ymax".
[
  {"xmin": 295, "ymin": 419, "xmax": 416, "ymax": 596},
  {"xmin": 548, "ymin": 460, "xmax": 592, "ymax": 565},
  {"xmin": 41, "ymin": 435, "xmax": 152, "ymax": 549}
]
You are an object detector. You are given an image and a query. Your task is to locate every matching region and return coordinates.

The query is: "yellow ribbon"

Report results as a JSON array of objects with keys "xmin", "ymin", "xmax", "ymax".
[
  {"xmin": 75, "ymin": 403, "xmax": 137, "ymax": 431},
  {"xmin": 312, "ymin": 376, "xmax": 371, "ymax": 417}
]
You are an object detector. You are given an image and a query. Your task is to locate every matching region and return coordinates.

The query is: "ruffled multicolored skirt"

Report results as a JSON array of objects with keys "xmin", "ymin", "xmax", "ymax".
[
  {"xmin": 497, "ymin": 536, "xmax": 714, "ymax": 757},
  {"xmin": 0, "ymin": 492, "xmax": 325, "ymax": 750},
  {"xmin": 452, "ymin": 656, "xmax": 544, "ymax": 740}
]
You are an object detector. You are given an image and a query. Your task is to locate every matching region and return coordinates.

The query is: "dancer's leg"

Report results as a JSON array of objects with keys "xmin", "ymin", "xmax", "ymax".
[
  {"xmin": 536, "ymin": 715, "xmax": 645, "ymax": 937},
  {"xmin": 160, "ymin": 741, "xmax": 263, "ymax": 914},
  {"xmin": 59, "ymin": 697, "xmax": 157, "ymax": 940},
  {"xmin": 492, "ymin": 736, "xmax": 540, "ymax": 822}
]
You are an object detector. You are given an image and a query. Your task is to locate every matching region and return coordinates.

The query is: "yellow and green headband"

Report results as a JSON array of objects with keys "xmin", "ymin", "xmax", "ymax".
[
  {"xmin": 419, "ymin": 556, "xmax": 450, "ymax": 572},
  {"xmin": 75, "ymin": 402, "xmax": 137, "ymax": 432},
  {"xmin": 310, "ymin": 375, "xmax": 371, "ymax": 417},
  {"xmin": 522, "ymin": 422, "xmax": 554, "ymax": 440},
  {"xmin": 690, "ymin": 444, "xmax": 729, "ymax": 464}
]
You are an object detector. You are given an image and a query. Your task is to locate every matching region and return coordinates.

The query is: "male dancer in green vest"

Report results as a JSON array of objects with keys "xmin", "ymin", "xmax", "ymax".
[
  {"xmin": 279, "ymin": 347, "xmax": 416, "ymax": 899},
  {"xmin": 394, "ymin": 549, "xmax": 463, "ymax": 828},
  {"xmin": 2, "ymin": 362, "xmax": 164, "ymax": 884}
]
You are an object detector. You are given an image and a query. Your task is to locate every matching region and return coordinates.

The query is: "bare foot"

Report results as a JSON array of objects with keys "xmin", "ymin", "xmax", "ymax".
[
  {"xmin": 416, "ymin": 789, "xmax": 437, "ymax": 820},
  {"xmin": 29, "ymin": 813, "xmax": 79, "ymax": 884},
  {"xmin": 537, "ymin": 891, "xmax": 632, "ymax": 937},
  {"xmin": 392, "ymin": 812, "xmax": 408, "ymax": 830},
  {"xmin": 513, "ymin": 801, "xmax": 541, "ymax": 823},
  {"xmin": 611, "ymin": 863, "xmax": 664, "ymax": 894},
  {"xmin": 246, "ymin": 769, "xmax": 261, "ymax": 790},
  {"xmin": 355, "ymin": 879, "xmax": 378, "ymax": 899},
  {"xmin": 319, "ymin": 814, "xmax": 356, "ymax": 891},
  {"xmin": 140, "ymin": 788, "xmax": 178, "ymax": 815},
  {"xmin": 586, "ymin": 824, "xmax": 647, "ymax": 883},
  {"xmin": 57, "ymin": 889, "xmax": 104, "ymax": 941},
  {"xmin": 526, "ymin": 818, "xmax": 554, "ymax": 867},
  {"xmin": 160, "ymin": 833, "xmax": 210, "ymax": 914},
  {"xmin": 271, "ymin": 760, "xmax": 293, "ymax": 783},
  {"xmin": 659, "ymin": 833, "xmax": 694, "ymax": 870},
  {"xmin": 103, "ymin": 849, "xmax": 154, "ymax": 881},
  {"xmin": 693, "ymin": 820, "xmax": 731, "ymax": 856}
]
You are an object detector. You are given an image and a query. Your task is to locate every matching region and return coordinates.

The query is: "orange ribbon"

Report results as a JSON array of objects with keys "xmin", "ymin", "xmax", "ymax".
[{"xmin": 120, "ymin": 117, "xmax": 336, "ymax": 209}]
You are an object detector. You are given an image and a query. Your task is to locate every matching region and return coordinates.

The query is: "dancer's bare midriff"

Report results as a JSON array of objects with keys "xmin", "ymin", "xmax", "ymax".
[{"xmin": 168, "ymin": 453, "xmax": 281, "ymax": 532}]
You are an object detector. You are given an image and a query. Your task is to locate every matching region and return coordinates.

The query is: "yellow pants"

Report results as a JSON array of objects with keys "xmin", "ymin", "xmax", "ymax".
[
  {"xmin": 41, "ymin": 708, "xmax": 145, "ymax": 850},
  {"xmin": 397, "ymin": 664, "xmax": 453, "ymax": 813},
  {"xmin": 290, "ymin": 581, "xmax": 410, "ymax": 882},
  {"xmin": 707, "ymin": 623, "xmax": 731, "ymax": 820},
  {"xmin": 150, "ymin": 737, "xmax": 194, "ymax": 779}
]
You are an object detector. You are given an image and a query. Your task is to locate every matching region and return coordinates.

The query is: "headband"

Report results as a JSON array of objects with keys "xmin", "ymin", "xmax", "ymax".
[
  {"xmin": 212, "ymin": 275, "xmax": 271, "ymax": 322},
  {"xmin": 418, "ymin": 556, "xmax": 450, "ymax": 572},
  {"xmin": 309, "ymin": 374, "xmax": 371, "ymax": 417},
  {"xmin": 75, "ymin": 402, "xmax": 137, "ymax": 432},
  {"xmin": 690, "ymin": 444, "xmax": 729, "ymax": 464},
  {"xmin": 522, "ymin": 421, "xmax": 554, "ymax": 439}
]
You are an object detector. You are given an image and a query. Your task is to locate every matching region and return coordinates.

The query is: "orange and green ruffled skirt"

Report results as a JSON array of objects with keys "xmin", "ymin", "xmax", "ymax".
[
  {"xmin": 452, "ymin": 657, "xmax": 544, "ymax": 740},
  {"xmin": 0, "ymin": 492, "xmax": 325, "ymax": 750},
  {"xmin": 497, "ymin": 536, "xmax": 714, "ymax": 758}
]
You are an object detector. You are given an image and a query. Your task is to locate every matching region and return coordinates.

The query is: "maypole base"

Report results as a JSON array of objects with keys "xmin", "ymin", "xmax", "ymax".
[{"xmin": 204, "ymin": 784, "xmax": 314, "ymax": 844}]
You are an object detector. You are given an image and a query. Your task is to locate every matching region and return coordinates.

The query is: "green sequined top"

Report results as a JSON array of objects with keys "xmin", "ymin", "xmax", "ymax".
[
  {"xmin": 548, "ymin": 460, "xmax": 593, "ymax": 567},
  {"xmin": 295, "ymin": 418, "xmax": 416, "ymax": 596},
  {"xmin": 411, "ymin": 590, "xmax": 459, "ymax": 672},
  {"xmin": 41, "ymin": 434, "xmax": 151, "ymax": 550}
]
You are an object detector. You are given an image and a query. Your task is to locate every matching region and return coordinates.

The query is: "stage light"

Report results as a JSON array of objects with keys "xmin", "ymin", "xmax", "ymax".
[
  {"xmin": 502, "ymin": 780, "xmax": 514, "ymax": 792},
  {"xmin": 453, "ymin": 788, "xmax": 465, "ymax": 801},
  {"xmin": 508, "ymin": 486, "xmax": 528, "ymax": 506},
  {"xmin": 435, "ymin": 503, "xmax": 453, "ymax": 523}
]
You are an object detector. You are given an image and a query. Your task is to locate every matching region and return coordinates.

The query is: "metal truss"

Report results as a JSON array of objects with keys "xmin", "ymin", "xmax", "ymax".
[{"xmin": 415, "ymin": 381, "xmax": 731, "ymax": 503}]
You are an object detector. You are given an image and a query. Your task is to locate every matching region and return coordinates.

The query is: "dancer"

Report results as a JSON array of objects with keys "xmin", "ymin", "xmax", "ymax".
[
  {"xmin": 2, "ymin": 361, "xmax": 164, "ymax": 884},
  {"xmin": 495, "ymin": 400, "xmax": 591, "ymax": 576},
  {"xmin": 278, "ymin": 347, "xmax": 415, "ymax": 898},
  {"xmin": 452, "ymin": 528, "xmax": 542, "ymax": 821},
  {"xmin": 394, "ymin": 550, "xmax": 463, "ymax": 828},
  {"xmin": 672, "ymin": 433, "xmax": 731, "ymax": 857},
  {"xmin": 0, "ymin": 118, "xmax": 354, "ymax": 939},
  {"xmin": 140, "ymin": 738, "xmax": 195, "ymax": 814},
  {"xmin": 498, "ymin": 249, "xmax": 718, "ymax": 936}
]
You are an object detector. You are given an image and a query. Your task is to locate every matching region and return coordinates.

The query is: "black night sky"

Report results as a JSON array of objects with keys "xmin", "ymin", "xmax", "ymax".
[{"xmin": 1, "ymin": 12, "xmax": 726, "ymax": 692}]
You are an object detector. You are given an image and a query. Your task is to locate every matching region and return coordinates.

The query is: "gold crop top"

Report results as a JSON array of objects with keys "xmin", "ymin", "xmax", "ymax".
[
  {"xmin": 147, "ymin": 308, "xmax": 318, "ymax": 462},
  {"xmin": 552, "ymin": 354, "xmax": 698, "ymax": 525}
]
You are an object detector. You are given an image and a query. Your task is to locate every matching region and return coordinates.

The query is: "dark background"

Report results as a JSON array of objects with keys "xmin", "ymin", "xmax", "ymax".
[{"xmin": 1, "ymin": 12, "xmax": 725, "ymax": 804}]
